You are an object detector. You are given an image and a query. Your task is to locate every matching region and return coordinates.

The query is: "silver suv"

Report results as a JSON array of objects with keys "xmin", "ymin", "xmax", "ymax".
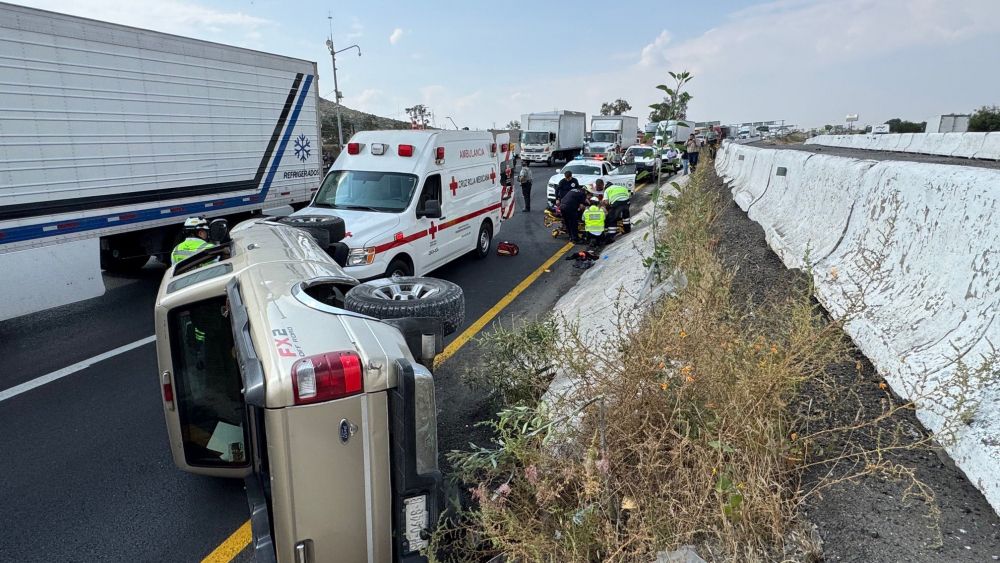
[{"xmin": 154, "ymin": 216, "xmax": 463, "ymax": 562}]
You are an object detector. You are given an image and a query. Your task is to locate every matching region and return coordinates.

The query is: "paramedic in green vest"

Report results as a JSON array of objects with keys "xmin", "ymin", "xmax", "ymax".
[
  {"xmin": 603, "ymin": 183, "xmax": 632, "ymax": 237},
  {"xmin": 582, "ymin": 197, "xmax": 607, "ymax": 246},
  {"xmin": 171, "ymin": 217, "xmax": 215, "ymax": 265}
]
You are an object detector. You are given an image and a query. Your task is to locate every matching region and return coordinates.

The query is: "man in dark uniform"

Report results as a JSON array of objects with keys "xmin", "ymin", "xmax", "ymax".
[
  {"xmin": 554, "ymin": 170, "xmax": 580, "ymax": 201},
  {"xmin": 558, "ymin": 183, "xmax": 587, "ymax": 243}
]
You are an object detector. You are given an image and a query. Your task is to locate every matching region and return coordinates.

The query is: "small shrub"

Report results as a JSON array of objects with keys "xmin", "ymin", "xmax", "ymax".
[{"xmin": 463, "ymin": 317, "xmax": 560, "ymax": 407}]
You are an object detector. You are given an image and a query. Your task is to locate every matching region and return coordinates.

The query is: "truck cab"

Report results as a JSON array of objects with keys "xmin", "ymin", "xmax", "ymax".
[{"xmin": 155, "ymin": 219, "xmax": 456, "ymax": 562}]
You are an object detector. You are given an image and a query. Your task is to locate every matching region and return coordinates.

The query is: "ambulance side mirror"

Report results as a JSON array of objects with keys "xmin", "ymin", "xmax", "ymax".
[{"xmin": 420, "ymin": 200, "xmax": 442, "ymax": 219}]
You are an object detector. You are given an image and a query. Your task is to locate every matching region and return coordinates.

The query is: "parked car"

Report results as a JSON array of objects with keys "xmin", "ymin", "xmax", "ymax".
[
  {"xmin": 545, "ymin": 157, "xmax": 636, "ymax": 204},
  {"xmin": 155, "ymin": 216, "xmax": 463, "ymax": 562},
  {"xmin": 623, "ymin": 145, "xmax": 661, "ymax": 179}
]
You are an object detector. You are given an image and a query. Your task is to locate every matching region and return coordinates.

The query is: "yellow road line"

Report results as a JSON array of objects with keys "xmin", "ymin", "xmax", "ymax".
[
  {"xmin": 434, "ymin": 241, "xmax": 575, "ymax": 368},
  {"xmin": 203, "ymin": 242, "xmax": 573, "ymax": 562},
  {"xmin": 201, "ymin": 520, "xmax": 251, "ymax": 563}
]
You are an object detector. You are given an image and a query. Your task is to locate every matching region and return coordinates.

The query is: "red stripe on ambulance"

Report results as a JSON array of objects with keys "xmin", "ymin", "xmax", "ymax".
[{"xmin": 371, "ymin": 202, "xmax": 501, "ymax": 256}]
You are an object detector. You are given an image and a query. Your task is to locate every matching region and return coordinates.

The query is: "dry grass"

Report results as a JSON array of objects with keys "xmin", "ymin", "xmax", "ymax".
[{"xmin": 431, "ymin": 162, "xmax": 991, "ymax": 562}]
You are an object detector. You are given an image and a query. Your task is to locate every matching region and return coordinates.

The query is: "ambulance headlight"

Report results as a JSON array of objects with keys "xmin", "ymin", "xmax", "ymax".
[{"xmin": 347, "ymin": 247, "xmax": 376, "ymax": 266}]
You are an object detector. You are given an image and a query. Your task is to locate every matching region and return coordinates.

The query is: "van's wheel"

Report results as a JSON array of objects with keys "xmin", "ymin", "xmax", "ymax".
[
  {"xmin": 474, "ymin": 222, "xmax": 492, "ymax": 258},
  {"xmin": 343, "ymin": 277, "xmax": 465, "ymax": 336},
  {"xmin": 385, "ymin": 257, "xmax": 413, "ymax": 278}
]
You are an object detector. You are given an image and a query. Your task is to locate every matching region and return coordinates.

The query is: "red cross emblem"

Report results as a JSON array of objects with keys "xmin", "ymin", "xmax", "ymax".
[
  {"xmin": 428, "ymin": 221, "xmax": 438, "ymax": 239},
  {"xmin": 489, "ymin": 168, "xmax": 496, "ymax": 184},
  {"xmin": 449, "ymin": 176, "xmax": 459, "ymax": 196}
]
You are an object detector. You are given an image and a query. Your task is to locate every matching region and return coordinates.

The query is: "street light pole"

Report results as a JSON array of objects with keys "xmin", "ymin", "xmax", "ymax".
[
  {"xmin": 445, "ymin": 116, "xmax": 459, "ymax": 130},
  {"xmin": 325, "ymin": 28, "xmax": 361, "ymax": 149}
]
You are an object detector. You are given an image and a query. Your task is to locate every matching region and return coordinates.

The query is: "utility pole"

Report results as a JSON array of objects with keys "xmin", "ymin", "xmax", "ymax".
[
  {"xmin": 445, "ymin": 116, "xmax": 458, "ymax": 130},
  {"xmin": 326, "ymin": 14, "xmax": 361, "ymax": 148}
]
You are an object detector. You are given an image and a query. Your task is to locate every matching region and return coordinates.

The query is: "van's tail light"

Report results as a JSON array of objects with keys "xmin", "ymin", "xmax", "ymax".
[
  {"xmin": 291, "ymin": 351, "xmax": 364, "ymax": 405},
  {"xmin": 347, "ymin": 142, "xmax": 360, "ymax": 155},
  {"xmin": 398, "ymin": 144, "xmax": 415, "ymax": 157},
  {"xmin": 161, "ymin": 370, "xmax": 175, "ymax": 411},
  {"xmin": 435, "ymin": 146, "xmax": 445, "ymax": 161},
  {"xmin": 490, "ymin": 142, "xmax": 497, "ymax": 154}
]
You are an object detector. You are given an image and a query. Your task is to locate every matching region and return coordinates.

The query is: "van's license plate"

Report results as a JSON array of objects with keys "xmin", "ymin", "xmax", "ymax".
[{"xmin": 403, "ymin": 495, "xmax": 428, "ymax": 551}]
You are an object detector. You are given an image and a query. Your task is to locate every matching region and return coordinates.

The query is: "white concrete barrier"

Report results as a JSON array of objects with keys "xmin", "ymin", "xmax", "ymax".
[
  {"xmin": 720, "ymin": 144, "xmax": 1000, "ymax": 514},
  {"xmin": 734, "ymin": 148, "xmax": 774, "ymax": 211},
  {"xmin": 808, "ymin": 132, "xmax": 1000, "ymax": 160},
  {"xmin": 974, "ymin": 132, "xmax": 1000, "ymax": 160}
]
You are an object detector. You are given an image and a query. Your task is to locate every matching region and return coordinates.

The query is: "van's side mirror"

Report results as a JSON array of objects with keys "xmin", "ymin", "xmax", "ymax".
[
  {"xmin": 420, "ymin": 200, "xmax": 442, "ymax": 219},
  {"xmin": 209, "ymin": 218, "xmax": 229, "ymax": 244}
]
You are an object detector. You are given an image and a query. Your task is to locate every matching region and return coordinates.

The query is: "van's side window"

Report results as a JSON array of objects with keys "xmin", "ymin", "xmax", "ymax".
[{"xmin": 417, "ymin": 174, "xmax": 441, "ymax": 213}]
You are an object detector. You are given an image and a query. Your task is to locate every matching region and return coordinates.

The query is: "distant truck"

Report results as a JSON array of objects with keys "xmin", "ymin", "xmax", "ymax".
[
  {"xmin": 585, "ymin": 115, "xmax": 639, "ymax": 165},
  {"xmin": 738, "ymin": 125, "xmax": 753, "ymax": 139},
  {"xmin": 926, "ymin": 114, "xmax": 970, "ymax": 133},
  {"xmin": 520, "ymin": 111, "xmax": 586, "ymax": 166},
  {"xmin": 0, "ymin": 3, "xmax": 319, "ymax": 320},
  {"xmin": 654, "ymin": 120, "xmax": 694, "ymax": 147}
]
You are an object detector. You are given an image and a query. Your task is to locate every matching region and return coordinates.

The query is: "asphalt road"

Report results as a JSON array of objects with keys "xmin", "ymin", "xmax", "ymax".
[{"xmin": 0, "ymin": 161, "xmax": 661, "ymax": 562}]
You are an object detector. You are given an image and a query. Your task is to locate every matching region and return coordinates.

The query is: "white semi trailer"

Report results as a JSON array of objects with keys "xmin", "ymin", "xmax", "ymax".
[
  {"xmin": 519, "ymin": 111, "xmax": 586, "ymax": 166},
  {"xmin": 0, "ymin": 2, "xmax": 320, "ymax": 320}
]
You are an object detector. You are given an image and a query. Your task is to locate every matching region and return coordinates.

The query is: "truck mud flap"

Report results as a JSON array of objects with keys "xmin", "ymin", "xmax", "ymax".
[{"xmin": 389, "ymin": 359, "xmax": 441, "ymax": 562}]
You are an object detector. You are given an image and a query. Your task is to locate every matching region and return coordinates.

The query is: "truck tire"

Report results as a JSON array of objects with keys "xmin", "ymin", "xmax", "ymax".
[
  {"xmin": 344, "ymin": 277, "xmax": 465, "ymax": 336},
  {"xmin": 275, "ymin": 215, "xmax": 346, "ymax": 247},
  {"xmin": 100, "ymin": 249, "xmax": 149, "ymax": 272}
]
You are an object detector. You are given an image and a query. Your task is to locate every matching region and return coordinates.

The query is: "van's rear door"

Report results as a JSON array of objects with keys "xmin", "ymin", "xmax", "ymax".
[{"xmin": 159, "ymin": 293, "xmax": 251, "ymax": 478}]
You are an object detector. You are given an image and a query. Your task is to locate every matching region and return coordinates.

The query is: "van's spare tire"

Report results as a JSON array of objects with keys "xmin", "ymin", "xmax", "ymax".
[
  {"xmin": 275, "ymin": 215, "xmax": 346, "ymax": 247},
  {"xmin": 343, "ymin": 277, "xmax": 465, "ymax": 336}
]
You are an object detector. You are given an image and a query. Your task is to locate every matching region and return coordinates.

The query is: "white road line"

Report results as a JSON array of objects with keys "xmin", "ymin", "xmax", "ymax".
[{"xmin": 0, "ymin": 335, "xmax": 156, "ymax": 403}]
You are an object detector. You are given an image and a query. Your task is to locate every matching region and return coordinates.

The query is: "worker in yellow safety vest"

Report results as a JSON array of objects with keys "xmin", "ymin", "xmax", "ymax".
[
  {"xmin": 582, "ymin": 197, "xmax": 607, "ymax": 246},
  {"xmin": 171, "ymin": 217, "xmax": 215, "ymax": 265},
  {"xmin": 603, "ymin": 183, "xmax": 632, "ymax": 237}
]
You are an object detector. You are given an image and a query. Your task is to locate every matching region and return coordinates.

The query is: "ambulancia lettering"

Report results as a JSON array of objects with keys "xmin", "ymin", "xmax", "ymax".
[{"xmin": 459, "ymin": 147, "xmax": 485, "ymax": 159}]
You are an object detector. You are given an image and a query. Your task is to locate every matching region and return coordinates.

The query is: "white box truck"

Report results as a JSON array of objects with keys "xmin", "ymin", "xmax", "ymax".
[
  {"xmin": 585, "ymin": 115, "xmax": 639, "ymax": 165},
  {"xmin": 519, "ymin": 111, "xmax": 586, "ymax": 166},
  {"xmin": 0, "ymin": 3, "xmax": 320, "ymax": 320},
  {"xmin": 655, "ymin": 120, "xmax": 694, "ymax": 147}
]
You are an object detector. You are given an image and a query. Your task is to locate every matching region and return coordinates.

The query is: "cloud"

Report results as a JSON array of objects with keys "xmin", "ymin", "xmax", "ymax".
[
  {"xmin": 19, "ymin": 0, "xmax": 270, "ymax": 38},
  {"xmin": 389, "ymin": 28, "xmax": 404, "ymax": 45},
  {"xmin": 638, "ymin": 30, "xmax": 671, "ymax": 68},
  {"xmin": 351, "ymin": 88, "xmax": 383, "ymax": 112},
  {"xmin": 346, "ymin": 17, "xmax": 364, "ymax": 40}
]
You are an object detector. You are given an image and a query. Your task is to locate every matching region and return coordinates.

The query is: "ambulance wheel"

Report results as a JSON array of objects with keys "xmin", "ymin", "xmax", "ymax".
[
  {"xmin": 385, "ymin": 257, "xmax": 413, "ymax": 278},
  {"xmin": 344, "ymin": 277, "xmax": 465, "ymax": 336},
  {"xmin": 474, "ymin": 222, "xmax": 493, "ymax": 259}
]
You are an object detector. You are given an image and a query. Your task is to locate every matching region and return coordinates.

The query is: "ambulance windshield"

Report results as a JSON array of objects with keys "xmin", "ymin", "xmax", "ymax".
[{"xmin": 313, "ymin": 170, "xmax": 419, "ymax": 213}]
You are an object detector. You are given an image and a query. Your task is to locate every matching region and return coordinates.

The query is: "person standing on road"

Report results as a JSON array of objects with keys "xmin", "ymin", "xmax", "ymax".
[
  {"xmin": 555, "ymin": 170, "xmax": 580, "ymax": 202},
  {"xmin": 517, "ymin": 162, "xmax": 533, "ymax": 212},
  {"xmin": 171, "ymin": 217, "xmax": 215, "ymax": 265},
  {"xmin": 582, "ymin": 197, "xmax": 607, "ymax": 246},
  {"xmin": 559, "ymin": 184, "xmax": 587, "ymax": 244},
  {"xmin": 603, "ymin": 182, "xmax": 631, "ymax": 237},
  {"xmin": 685, "ymin": 134, "xmax": 701, "ymax": 174}
]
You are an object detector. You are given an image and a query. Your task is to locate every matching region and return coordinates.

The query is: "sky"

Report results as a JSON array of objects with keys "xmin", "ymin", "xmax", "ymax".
[{"xmin": 12, "ymin": 0, "xmax": 1000, "ymax": 130}]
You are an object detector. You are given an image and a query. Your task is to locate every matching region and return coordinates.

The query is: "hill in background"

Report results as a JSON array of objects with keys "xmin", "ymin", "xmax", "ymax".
[{"xmin": 318, "ymin": 97, "xmax": 411, "ymax": 153}]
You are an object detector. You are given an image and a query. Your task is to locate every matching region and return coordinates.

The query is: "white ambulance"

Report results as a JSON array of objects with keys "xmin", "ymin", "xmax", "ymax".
[{"xmin": 295, "ymin": 130, "xmax": 514, "ymax": 279}]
